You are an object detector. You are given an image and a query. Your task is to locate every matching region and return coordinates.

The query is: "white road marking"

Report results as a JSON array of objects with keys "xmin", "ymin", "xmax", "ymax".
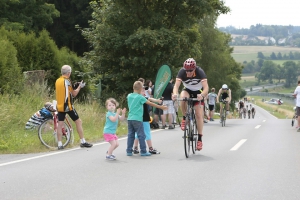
[
  {"xmin": 0, "ymin": 140, "xmax": 125, "ymax": 167},
  {"xmin": 230, "ymin": 139, "xmax": 247, "ymax": 151},
  {"xmin": 0, "ymin": 130, "xmax": 165, "ymax": 167},
  {"xmin": 255, "ymin": 125, "xmax": 261, "ymax": 129}
]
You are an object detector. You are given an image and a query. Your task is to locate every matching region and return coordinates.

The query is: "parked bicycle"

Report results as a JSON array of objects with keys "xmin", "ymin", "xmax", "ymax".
[
  {"xmin": 176, "ymin": 97, "xmax": 199, "ymax": 158},
  {"xmin": 38, "ymin": 111, "xmax": 74, "ymax": 149}
]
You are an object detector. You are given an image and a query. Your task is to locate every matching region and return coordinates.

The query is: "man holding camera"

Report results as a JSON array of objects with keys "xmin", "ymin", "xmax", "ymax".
[{"xmin": 55, "ymin": 65, "xmax": 93, "ymax": 150}]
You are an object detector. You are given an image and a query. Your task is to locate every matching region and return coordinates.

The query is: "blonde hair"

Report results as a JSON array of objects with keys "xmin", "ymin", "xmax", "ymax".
[
  {"xmin": 133, "ymin": 81, "xmax": 143, "ymax": 91},
  {"xmin": 61, "ymin": 65, "xmax": 72, "ymax": 75},
  {"xmin": 105, "ymin": 98, "xmax": 119, "ymax": 107}
]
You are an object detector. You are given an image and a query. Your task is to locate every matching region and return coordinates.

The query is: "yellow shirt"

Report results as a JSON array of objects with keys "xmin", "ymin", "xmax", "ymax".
[{"xmin": 55, "ymin": 76, "xmax": 74, "ymax": 112}]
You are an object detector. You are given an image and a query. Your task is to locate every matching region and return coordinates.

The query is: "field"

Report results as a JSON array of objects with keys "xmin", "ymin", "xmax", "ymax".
[{"xmin": 232, "ymin": 46, "xmax": 300, "ymax": 63}]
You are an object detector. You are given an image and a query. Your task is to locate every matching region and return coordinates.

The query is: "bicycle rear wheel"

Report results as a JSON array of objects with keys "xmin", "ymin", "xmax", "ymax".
[
  {"xmin": 222, "ymin": 112, "xmax": 226, "ymax": 127},
  {"xmin": 38, "ymin": 119, "xmax": 71, "ymax": 149},
  {"xmin": 184, "ymin": 118, "xmax": 191, "ymax": 158}
]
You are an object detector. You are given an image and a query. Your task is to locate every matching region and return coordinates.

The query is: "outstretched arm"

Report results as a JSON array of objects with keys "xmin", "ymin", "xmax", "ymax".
[{"xmin": 216, "ymin": 89, "xmax": 221, "ymax": 103}]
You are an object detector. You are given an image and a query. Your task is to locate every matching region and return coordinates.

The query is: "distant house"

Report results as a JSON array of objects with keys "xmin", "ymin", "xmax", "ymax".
[
  {"xmin": 278, "ymin": 38, "xmax": 286, "ymax": 44},
  {"xmin": 265, "ymin": 37, "xmax": 276, "ymax": 45}
]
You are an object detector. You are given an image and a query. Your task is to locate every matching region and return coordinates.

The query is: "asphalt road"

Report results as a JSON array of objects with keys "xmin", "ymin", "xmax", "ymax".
[{"xmin": 1, "ymin": 104, "xmax": 300, "ymax": 200}]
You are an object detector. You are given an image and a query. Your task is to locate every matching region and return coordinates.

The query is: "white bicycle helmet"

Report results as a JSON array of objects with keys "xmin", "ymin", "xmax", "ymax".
[{"xmin": 222, "ymin": 84, "xmax": 228, "ymax": 89}]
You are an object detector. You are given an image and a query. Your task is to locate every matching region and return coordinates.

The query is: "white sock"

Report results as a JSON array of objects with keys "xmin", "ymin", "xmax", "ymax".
[
  {"xmin": 80, "ymin": 138, "xmax": 86, "ymax": 144},
  {"xmin": 58, "ymin": 141, "xmax": 62, "ymax": 147}
]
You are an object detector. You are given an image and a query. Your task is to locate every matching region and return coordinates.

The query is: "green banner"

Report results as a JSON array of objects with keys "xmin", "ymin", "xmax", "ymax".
[{"xmin": 153, "ymin": 65, "xmax": 172, "ymax": 99}]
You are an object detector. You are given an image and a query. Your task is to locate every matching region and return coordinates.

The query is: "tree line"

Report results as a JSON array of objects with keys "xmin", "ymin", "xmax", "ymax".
[
  {"xmin": 1, "ymin": 0, "xmax": 246, "ymax": 104},
  {"xmin": 258, "ymin": 51, "xmax": 300, "ymax": 60}
]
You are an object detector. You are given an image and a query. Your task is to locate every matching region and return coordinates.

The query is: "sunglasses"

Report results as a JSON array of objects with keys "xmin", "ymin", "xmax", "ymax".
[{"xmin": 186, "ymin": 70, "xmax": 194, "ymax": 72}]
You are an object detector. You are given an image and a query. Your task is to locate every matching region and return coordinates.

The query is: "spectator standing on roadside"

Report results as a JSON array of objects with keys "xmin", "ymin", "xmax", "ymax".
[
  {"xmin": 55, "ymin": 65, "xmax": 93, "ymax": 150},
  {"xmin": 160, "ymin": 79, "xmax": 175, "ymax": 129},
  {"xmin": 292, "ymin": 80, "xmax": 300, "ymax": 131},
  {"xmin": 207, "ymin": 88, "xmax": 217, "ymax": 121}
]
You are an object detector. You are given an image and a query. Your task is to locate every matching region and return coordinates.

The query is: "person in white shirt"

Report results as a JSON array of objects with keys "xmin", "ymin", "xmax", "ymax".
[
  {"xmin": 207, "ymin": 88, "xmax": 217, "ymax": 121},
  {"xmin": 292, "ymin": 80, "xmax": 300, "ymax": 131}
]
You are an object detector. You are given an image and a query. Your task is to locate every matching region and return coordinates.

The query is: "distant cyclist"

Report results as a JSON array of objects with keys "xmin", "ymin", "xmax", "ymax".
[
  {"xmin": 251, "ymin": 106, "xmax": 256, "ymax": 118},
  {"xmin": 217, "ymin": 84, "xmax": 232, "ymax": 117},
  {"xmin": 172, "ymin": 58, "xmax": 209, "ymax": 151},
  {"xmin": 246, "ymin": 105, "xmax": 251, "ymax": 119}
]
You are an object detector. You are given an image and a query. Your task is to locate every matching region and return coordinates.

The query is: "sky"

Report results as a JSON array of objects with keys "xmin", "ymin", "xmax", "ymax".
[{"xmin": 217, "ymin": 0, "xmax": 300, "ymax": 28}]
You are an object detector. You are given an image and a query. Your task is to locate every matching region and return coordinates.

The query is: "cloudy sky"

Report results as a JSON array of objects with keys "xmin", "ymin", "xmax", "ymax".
[{"xmin": 217, "ymin": 0, "xmax": 300, "ymax": 28}]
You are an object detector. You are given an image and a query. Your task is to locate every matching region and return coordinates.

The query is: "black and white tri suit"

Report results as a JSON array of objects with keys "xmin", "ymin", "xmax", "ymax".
[{"xmin": 176, "ymin": 66, "xmax": 207, "ymax": 105}]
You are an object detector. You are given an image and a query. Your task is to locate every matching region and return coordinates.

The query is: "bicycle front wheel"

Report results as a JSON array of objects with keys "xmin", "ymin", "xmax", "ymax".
[
  {"xmin": 222, "ymin": 112, "xmax": 226, "ymax": 127},
  {"xmin": 192, "ymin": 119, "xmax": 198, "ymax": 154},
  {"xmin": 184, "ymin": 119, "xmax": 191, "ymax": 158},
  {"xmin": 38, "ymin": 119, "xmax": 71, "ymax": 149}
]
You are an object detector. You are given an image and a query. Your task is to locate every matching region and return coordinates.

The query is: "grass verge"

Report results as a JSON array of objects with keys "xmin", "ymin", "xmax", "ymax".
[{"xmin": 0, "ymin": 84, "xmax": 128, "ymax": 154}]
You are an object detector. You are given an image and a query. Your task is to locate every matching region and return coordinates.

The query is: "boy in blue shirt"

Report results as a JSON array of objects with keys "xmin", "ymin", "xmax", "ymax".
[{"xmin": 126, "ymin": 81, "xmax": 166, "ymax": 156}]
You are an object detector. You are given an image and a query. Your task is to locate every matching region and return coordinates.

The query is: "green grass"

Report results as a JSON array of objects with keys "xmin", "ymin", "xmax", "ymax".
[
  {"xmin": 232, "ymin": 46, "xmax": 300, "ymax": 63},
  {"xmin": 249, "ymin": 96, "xmax": 294, "ymax": 119},
  {"xmin": 0, "ymin": 83, "xmax": 128, "ymax": 154}
]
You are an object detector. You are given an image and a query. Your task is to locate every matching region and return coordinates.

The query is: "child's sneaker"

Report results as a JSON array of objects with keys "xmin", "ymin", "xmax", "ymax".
[
  {"xmin": 106, "ymin": 155, "xmax": 116, "ymax": 160},
  {"xmin": 106, "ymin": 151, "xmax": 115, "ymax": 158},
  {"xmin": 149, "ymin": 148, "xmax": 160, "ymax": 154},
  {"xmin": 133, "ymin": 147, "xmax": 139, "ymax": 154},
  {"xmin": 140, "ymin": 152, "xmax": 151, "ymax": 156}
]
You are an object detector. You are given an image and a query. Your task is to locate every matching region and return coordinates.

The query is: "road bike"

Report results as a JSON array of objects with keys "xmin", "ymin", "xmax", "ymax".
[
  {"xmin": 176, "ymin": 97, "xmax": 199, "ymax": 158},
  {"xmin": 251, "ymin": 108, "xmax": 256, "ymax": 119},
  {"xmin": 38, "ymin": 111, "xmax": 74, "ymax": 149},
  {"xmin": 220, "ymin": 100, "xmax": 228, "ymax": 127}
]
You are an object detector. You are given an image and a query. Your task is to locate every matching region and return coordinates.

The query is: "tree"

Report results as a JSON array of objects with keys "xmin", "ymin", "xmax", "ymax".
[
  {"xmin": 257, "ymin": 52, "xmax": 265, "ymax": 59},
  {"xmin": 257, "ymin": 58, "xmax": 264, "ymax": 71},
  {"xmin": 0, "ymin": 0, "xmax": 59, "ymax": 33},
  {"xmin": 46, "ymin": 0, "xmax": 93, "ymax": 55},
  {"xmin": 274, "ymin": 65, "xmax": 284, "ymax": 83},
  {"xmin": 283, "ymin": 61, "xmax": 299, "ymax": 87},
  {"xmin": 256, "ymin": 60, "xmax": 276, "ymax": 83},
  {"xmin": 81, "ymin": 0, "xmax": 229, "ymax": 101},
  {"xmin": 0, "ymin": 35, "xmax": 24, "ymax": 94},
  {"xmin": 270, "ymin": 52, "xmax": 277, "ymax": 60},
  {"xmin": 277, "ymin": 52, "xmax": 282, "ymax": 60},
  {"xmin": 289, "ymin": 51, "xmax": 295, "ymax": 60}
]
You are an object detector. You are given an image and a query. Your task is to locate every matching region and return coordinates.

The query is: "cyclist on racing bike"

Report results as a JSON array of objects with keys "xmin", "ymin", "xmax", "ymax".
[
  {"xmin": 217, "ymin": 84, "xmax": 231, "ymax": 116},
  {"xmin": 172, "ymin": 58, "xmax": 209, "ymax": 151}
]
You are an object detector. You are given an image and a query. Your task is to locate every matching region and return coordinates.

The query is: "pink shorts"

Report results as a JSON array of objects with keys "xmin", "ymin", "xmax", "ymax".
[{"xmin": 103, "ymin": 134, "xmax": 118, "ymax": 142}]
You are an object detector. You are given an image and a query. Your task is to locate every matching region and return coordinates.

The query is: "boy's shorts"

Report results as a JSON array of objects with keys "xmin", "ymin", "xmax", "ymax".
[
  {"xmin": 103, "ymin": 133, "xmax": 118, "ymax": 142},
  {"xmin": 135, "ymin": 122, "xmax": 151, "ymax": 140}
]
